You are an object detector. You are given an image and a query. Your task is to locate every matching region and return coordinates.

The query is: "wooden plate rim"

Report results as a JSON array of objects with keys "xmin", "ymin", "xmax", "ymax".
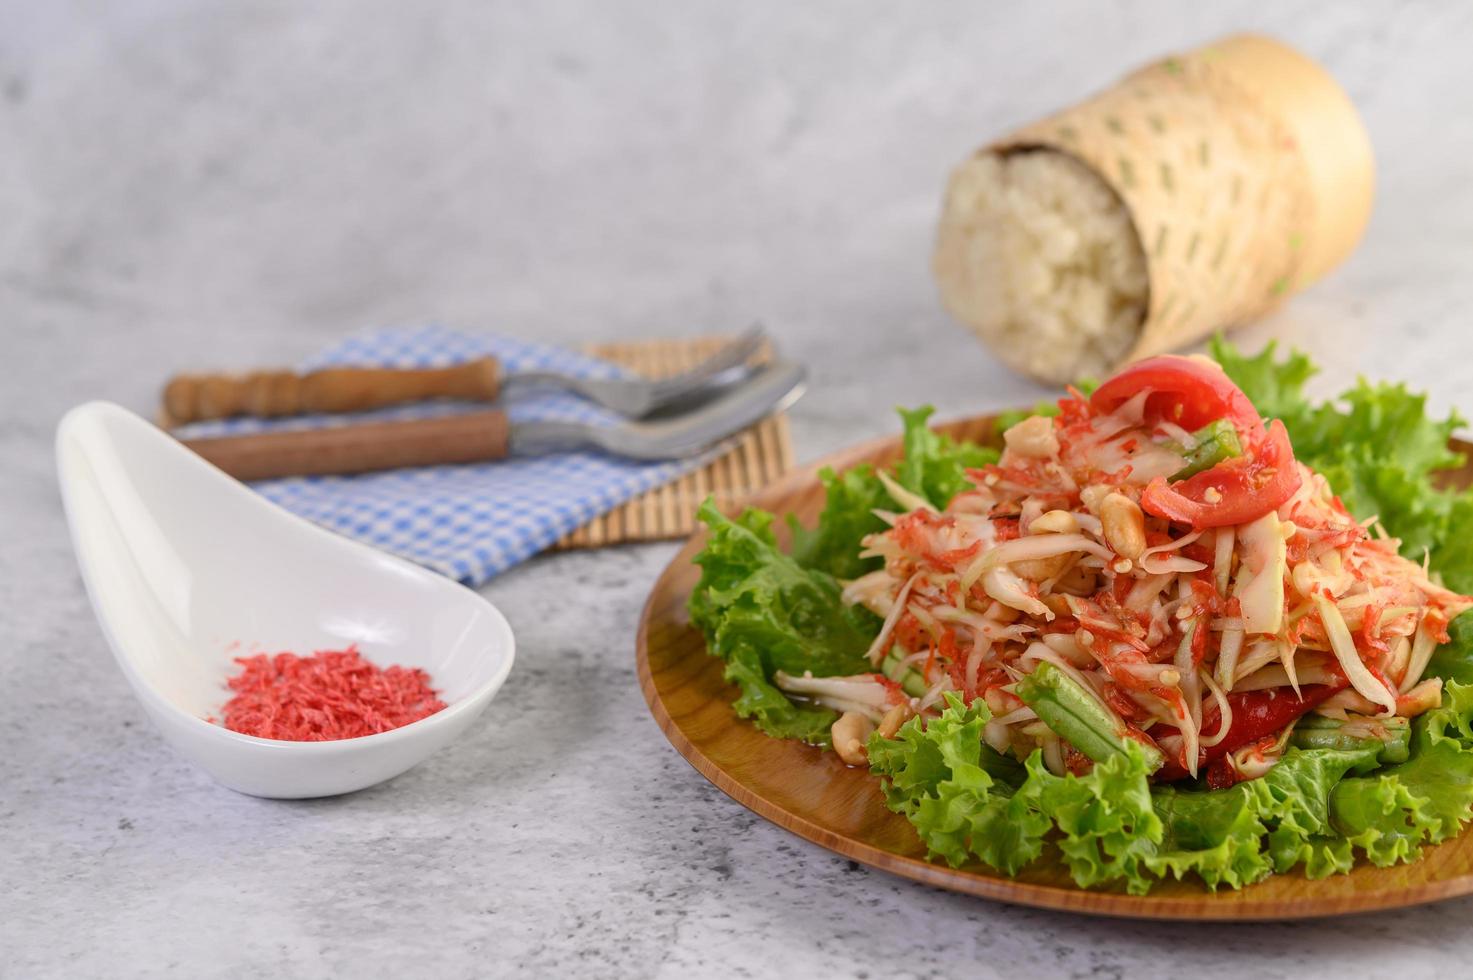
[{"xmin": 635, "ymin": 416, "xmax": 1473, "ymax": 920}]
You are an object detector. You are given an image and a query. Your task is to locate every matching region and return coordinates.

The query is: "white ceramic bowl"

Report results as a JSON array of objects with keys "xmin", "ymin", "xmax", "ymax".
[{"xmin": 56, "ymin": 402, "xmax": 516, "ymax": 799}]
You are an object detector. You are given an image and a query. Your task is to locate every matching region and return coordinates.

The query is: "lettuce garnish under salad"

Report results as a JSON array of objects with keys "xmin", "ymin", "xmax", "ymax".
[{"xmin": 689, "ymin": 340, "xmax": 1473, "ymax": 893}]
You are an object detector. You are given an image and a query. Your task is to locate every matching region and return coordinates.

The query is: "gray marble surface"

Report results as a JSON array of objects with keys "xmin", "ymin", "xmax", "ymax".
[{"xmin": 5, "ymin": 2, "xmax": 1473, "ymax": 976}]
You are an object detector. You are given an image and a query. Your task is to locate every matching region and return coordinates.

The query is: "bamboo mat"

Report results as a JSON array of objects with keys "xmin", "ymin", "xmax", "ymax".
[{"xmin": 554, "ymin": 335, "xmax": 795, "ymax": 549}]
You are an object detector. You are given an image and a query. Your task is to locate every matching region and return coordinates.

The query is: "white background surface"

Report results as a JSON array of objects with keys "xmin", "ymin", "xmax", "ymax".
[{"xmin": 4, "ymin": 2, "xmax": 1472, "ymax": 977}]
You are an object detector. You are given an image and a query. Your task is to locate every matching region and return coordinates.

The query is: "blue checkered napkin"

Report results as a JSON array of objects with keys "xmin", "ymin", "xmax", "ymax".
[{"xmin": 174, "ymin": 325, "xmax": 712, "ymax": 585}]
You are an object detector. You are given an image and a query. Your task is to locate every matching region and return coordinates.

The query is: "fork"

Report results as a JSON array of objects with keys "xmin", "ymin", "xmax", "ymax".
[
  {"xmin": 161, "ymin": 326, "xmax": 768, "ymax": 424},
  {"xmin": 498, "ymin": 324, "xmax": 765, "ymax": 417}
]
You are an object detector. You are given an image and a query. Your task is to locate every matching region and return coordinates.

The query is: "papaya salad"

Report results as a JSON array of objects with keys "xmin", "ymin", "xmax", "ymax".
[{"xmin": 690, "ymin": 341, "xmax": 1473, "ymax": 893}]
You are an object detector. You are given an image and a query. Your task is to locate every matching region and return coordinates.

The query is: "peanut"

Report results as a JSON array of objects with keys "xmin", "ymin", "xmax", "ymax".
[
  {"xmin": 1009, "ymin": 507, "xmax": 1082, "ymax": 582},
  {"xmin": 876, "ymin": 703, "xmax": 914, "ymax": 740},
  {"xmin": 1100, "ymin": 492, "xmax": 1147, "ymax": 561},
  {"xmin": 1079, "ymin": 484, "xmax": 1112, "ymax": 515},
  {"xmin": 1029, "ymin": 509, "xmax": 1079, "ymax": 535},
  {"xmin": 1002, "ymin": 415, "xmax": 1059, "ymax": 459},
  {"xmin": 831, "ymin": 711, "xmax": 876, "ymax": 766}
]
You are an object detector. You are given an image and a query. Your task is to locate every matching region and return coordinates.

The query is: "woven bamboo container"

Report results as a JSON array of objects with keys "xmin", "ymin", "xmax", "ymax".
[{"xmin": 935, "ymin": 33, "xmax": 1375, "ymax": 379}]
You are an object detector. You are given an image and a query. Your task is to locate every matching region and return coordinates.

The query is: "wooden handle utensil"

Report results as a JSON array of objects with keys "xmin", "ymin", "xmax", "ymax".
[
  {"xmin": 162, "ymin": 358, "xmax": 502, "ymax": 425},
  {"xmin": 182, "ymin": 411, "xmax": 512, "ymax": 481}
]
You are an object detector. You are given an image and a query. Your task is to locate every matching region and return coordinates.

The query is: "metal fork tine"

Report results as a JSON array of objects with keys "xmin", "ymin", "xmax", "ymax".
[
  {"xmin": 647, "ymin": 325, "xmax": 766, "ymax": 397},
  {"xmin": 508, "ymin": 361, "xmax": 806, "ymax": 460},
  {"xmin": 501, "ymin": 324, "xmax": 770, "ymax": 418}
]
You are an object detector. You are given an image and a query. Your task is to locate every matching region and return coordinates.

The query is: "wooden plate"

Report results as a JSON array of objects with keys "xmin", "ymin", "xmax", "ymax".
[{"xmin": 635, "ymin": 415, "xmax": 1473, "ymax": 920}]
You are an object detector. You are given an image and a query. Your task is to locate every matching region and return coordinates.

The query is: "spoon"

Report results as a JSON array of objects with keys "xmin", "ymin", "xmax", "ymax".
[{"xmin": 56, "ymin": 401, "xmax": 516, "ymax": 799}]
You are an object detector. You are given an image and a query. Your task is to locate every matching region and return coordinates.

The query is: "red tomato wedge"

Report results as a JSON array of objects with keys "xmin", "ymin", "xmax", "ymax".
[
  {"xmin": 1140, "ymin": 419, "xmax": 1302, "ymax": 528},
  {"xmin": 1091, "ymin": 354, "xmax": 1301, "ymax": 529},
  {"xmin": 1090, "ymin": 354, "xmax": 1267, "ymax": 451}
]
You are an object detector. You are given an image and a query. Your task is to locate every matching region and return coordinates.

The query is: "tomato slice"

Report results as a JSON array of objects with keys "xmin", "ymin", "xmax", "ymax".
[
  {"xmin": 1139, "ymin": 419, "xmax": 1301, "ymax": 528},
  {"xmin": 1090, "ymin": 354, "xmax": 1266, "ymax": 450},
  {"xmin": 1091, "ymin": 353, "xmax": 1302, "ymax": 528}
]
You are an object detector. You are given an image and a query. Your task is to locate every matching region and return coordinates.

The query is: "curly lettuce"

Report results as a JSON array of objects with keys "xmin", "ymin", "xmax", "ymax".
[
  {"xmin": 894, "ymin": 406, "xmax": 999, "ymax": 511},
  {"xmin": 869, "ymin": 681, "xmax": 1473, "ymax": 894},
  {"xmin": 788, "ymin": 407, "xmax": 998, "ymax": 580},
  {"xmin": 786, "ymin": 465, "xmax": 891, "ymax": 581},
  {"xmin": 688, "ymin": 503, "xmax": 878, "ymax": 744}
]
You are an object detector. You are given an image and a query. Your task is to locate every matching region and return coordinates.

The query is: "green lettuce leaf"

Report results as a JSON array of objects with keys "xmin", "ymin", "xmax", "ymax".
[
  {"xmin": 1428, "ymin": 614, "xmax": 1473, "ymax": 685},
  {"xmin": 788, "ymin": 406, "xmax": 998, "ymax": 579},
  {"xmin": 1437, "ymin": 494, "xmax": 1473, "ymax": 594},
  {"xmin": 1039, "ymin": 747, "xmax": 1163, "ymax": 892},
  {"xmin": 1146, "ymin": 778, "xmax": 1274, "ymax": 889},
  {"xmin": 868, "ymin": 685, "xmax": 1473, "ymax": 893},
  {"xmin": 688, "ymin": 501, "xmax": 878, "ymax": 744},
  {"xmin": 1297, "ymin": 379, "xmax": 1464, "ymax": 477},
  {"xmin": 894, "ymin": 406, "xmax": 999, "ymax": 509},
  {"xmin": 722, "ymin": 646, "xmax": 841, "ymax": 744},
  {"xmin": 787, "ymin": 464, "xmax": 890, "ymax": 581},
  {"xmin": 867, "ymin": 694, "xmax": 1054, "ymax": 875},
  {"xmin": 869, "ymin": 693, "xmax": 1165, "ymax": 893},
  {"xmin": 1323, "ymin": 680, "xmax": 1473, "ymax": 867},
  {"xmin": 1252, "ymin": 745, "xmax": 1382, "ymax": 878}
]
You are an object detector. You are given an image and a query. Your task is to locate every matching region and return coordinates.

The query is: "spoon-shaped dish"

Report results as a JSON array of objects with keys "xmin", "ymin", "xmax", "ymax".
[{"xmin": 56, "ymin": 401, "xmax": 515, "ymax": 799}]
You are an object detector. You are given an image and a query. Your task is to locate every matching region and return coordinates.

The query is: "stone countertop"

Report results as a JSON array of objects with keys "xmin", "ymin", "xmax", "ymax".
[{"xmin": 5, "ymin": 2, "xmax": 1473, "ymax": 976}]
